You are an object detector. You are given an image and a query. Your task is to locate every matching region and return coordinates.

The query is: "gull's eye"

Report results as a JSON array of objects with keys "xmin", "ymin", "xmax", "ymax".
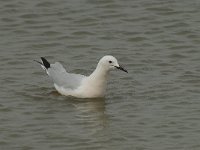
[{"xmin": 109, "ymin": 61, "xmax": 112, "ymax": 63}]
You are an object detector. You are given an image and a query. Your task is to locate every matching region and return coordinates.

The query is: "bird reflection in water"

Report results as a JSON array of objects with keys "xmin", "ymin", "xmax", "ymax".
[
  {"xmin": 72, "ymin": 98, "xmax": 109, "ymax": 135},
  {"xmin": 49, "ymin": 90, "xmax": 108, "ymax": 135}
]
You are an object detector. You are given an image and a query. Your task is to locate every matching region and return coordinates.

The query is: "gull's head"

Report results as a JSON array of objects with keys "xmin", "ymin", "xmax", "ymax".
[{"xmin": 98, "ymin": 55, "xmax": 128, "ymax": 73}]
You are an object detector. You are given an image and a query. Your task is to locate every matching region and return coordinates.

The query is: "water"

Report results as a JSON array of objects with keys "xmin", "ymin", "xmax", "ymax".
[{"xmin": 1, "ymin": 0, "xmax": 200, "ymax": 149}]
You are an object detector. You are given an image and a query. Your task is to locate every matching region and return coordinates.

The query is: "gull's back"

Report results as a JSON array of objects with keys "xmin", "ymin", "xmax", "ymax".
[{"xmin": 48, "ymin": 62, "xmax": 85, "ymax": 89}]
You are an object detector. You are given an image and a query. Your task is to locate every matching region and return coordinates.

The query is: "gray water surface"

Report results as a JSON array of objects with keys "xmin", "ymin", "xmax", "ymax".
[{"xmin": 1, "ymin": 0, "xmax": 200, "ymax": 150}]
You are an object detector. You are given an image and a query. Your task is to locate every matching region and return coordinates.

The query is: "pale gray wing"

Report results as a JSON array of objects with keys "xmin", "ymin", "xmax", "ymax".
[{"xmin": 47, "ymin": 62, "xmax": 85, "ymax": 89}]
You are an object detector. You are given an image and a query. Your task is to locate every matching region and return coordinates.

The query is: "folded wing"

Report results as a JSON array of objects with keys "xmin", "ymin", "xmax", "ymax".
[{"xmin": 48, "ymin": 62, "xmax": 85, "ymax": 89}]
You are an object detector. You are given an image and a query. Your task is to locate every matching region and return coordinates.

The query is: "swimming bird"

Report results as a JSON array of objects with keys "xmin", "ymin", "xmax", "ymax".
[{"xmin": 35, "ymin": 55, "xmax": 128, "ymax": 98}]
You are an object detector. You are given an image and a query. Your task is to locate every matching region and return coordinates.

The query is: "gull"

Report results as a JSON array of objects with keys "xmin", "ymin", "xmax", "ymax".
[{"xmin": 35, "ymin": 55, "xmax": 128, "ymax": 98}]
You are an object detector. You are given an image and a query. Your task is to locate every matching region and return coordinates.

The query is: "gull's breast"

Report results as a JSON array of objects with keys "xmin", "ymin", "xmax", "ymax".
[{"xmin": 74, "ymin": 78, "xmax": 107, "ymax": 98}]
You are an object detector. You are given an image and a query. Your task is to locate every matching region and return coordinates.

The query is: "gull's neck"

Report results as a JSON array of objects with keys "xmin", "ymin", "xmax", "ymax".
[
  {"xmin": 87, "ymin": 64, "xmax": 109, "ymax": 93},
  {"xmin": 90, "ymin": 64, "xmax": 109, "ymax": 81}
]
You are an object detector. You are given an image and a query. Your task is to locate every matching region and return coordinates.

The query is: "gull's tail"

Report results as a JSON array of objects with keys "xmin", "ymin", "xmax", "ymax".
[
  {"xmin": 40, "ymin": 57, "xmax": 50, "ymax": 69},
  {"xmin": 34, "ymin": 57, "xmax": 50, "ymax": 74}
]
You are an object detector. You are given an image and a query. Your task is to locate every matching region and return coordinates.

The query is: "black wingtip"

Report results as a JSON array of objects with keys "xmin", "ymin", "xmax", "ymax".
[{"xmin": 41, "ymin": 57, "xmax": 50, "ymax": 69}]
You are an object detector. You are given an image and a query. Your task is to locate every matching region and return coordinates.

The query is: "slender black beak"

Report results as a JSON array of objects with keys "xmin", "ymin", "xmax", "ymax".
[{"xmin": 115, "ymin": 65, "xmax": 128, "ymax": 73}]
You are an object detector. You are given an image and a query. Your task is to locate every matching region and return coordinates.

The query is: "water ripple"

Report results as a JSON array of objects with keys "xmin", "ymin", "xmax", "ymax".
[{"xmin": 0, "ymin": 0, "xmax": 200, "ymax": 150}]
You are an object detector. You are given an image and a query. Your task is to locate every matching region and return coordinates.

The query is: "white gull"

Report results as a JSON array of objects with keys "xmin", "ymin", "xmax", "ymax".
[{"xmin": 35, "ymin": 55, "xmax": 127, "ymax": 98}]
